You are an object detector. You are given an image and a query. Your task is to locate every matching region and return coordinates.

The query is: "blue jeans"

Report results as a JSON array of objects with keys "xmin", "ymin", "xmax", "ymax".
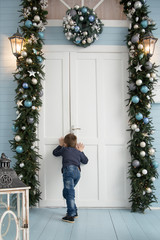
[{"xmin": 62, "ymin": 165, "xmax": 80, "ymax": 217}]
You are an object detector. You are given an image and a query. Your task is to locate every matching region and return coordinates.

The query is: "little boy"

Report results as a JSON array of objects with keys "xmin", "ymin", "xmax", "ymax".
[{"xmin": 53, "ymin": 133, "xmax": 88, "ymax": 223}]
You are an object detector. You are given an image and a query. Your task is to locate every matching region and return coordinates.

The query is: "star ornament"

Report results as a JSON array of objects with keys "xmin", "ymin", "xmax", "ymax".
[
  {"xmin": 17, "ymin": 100, "xmax": 23, "ymax": 108},
  {"xmin": 135, "ymin": 63, "xmax": 142, "ymax": 72},
  {"xmin": 28, "ymin": 69, "xmax": 36, "ymax": 77}
]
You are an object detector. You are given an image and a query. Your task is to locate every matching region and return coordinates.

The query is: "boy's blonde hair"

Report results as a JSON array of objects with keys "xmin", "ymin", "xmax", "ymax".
[{"xmin": 64, "ymin": 133, "xmax": 77, "ymax": 148}]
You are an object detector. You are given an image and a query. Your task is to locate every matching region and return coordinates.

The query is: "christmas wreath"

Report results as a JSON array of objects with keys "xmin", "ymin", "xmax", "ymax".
[{"xmin": 63, "ymin": 5, "xmax": 103, "ymax": 47}]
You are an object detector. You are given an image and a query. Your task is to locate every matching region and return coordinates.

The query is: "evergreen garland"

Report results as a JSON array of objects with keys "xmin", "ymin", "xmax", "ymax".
[
  {"xmin": 10, "ymin": 0, "xmax": 48, "ymax": 206},
  {"xmin": 120, "ymin": 0, "xmax": 159, "ymax": 212}
]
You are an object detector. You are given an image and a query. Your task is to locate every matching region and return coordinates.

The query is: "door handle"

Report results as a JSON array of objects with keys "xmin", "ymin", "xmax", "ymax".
[{"xmin": 71, "ymin": 126, "xmax": 81, "ymax": 131}]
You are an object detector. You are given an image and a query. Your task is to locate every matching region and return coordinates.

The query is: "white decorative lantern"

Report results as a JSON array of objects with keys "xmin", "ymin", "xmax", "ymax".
[{"xmin": 0, "ymin": 153, "xmax": 30, "ymax": 240}]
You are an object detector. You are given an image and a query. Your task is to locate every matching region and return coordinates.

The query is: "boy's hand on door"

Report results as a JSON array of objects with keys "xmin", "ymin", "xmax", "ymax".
[
  {"xmin": 59, "ymin": 137, "xmax": 64, "ymax": 146},
  {"xmin": 76, "ymin": 143, "xmax": 84, "ymax": 152}
]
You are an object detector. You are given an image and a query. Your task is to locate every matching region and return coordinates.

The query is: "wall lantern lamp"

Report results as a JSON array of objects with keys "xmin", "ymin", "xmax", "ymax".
[
  {"xmin": 142, "ymin": 32, "xmax": 158, "ymax": 58},
  {"xmin": 0, "ymin": 153, "xmax": 30, "ymax": 240},
  {"xmin": 8, "ymin": 29, "xmax": 24, "ymax": 59}
]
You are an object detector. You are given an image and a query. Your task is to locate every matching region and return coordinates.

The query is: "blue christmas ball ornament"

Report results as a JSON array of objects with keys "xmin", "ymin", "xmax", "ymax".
[
  {"xmin": 33, "ymin": 48, "xmax": 37, "ymax": 54},
  {"xmin": 152, "ymin": 161, "xmax": 159, "ymax": 169},
  {"xmin": 38, "ymin": 32, "xmax": 44, "ymax": 39},
  {"xmin": 139, "ymin": 53, "xmax": 144, "ymax": 60},
  {"xmin": 143, "ymin": 117, "xmax": 149, "ymax": 124},
  {"xmin": 16, "ymin": 146, "xmax": 23, "ymax": 153},
  {"xmin": 25, "ymin": 20, "xmax": 32, "ymax": 28},
  {"xmin": 74, "ymin": 26, "xmax": 80, "ymax": 32},
  {"xmin": 24, "ymin": 100, "xmax": 32, "ymax": 108},
  {"xmin": 141, "ymin": 20, "xmax": 148, "ymax": 28},
  {"xmin": 81, "ymin": 7, "xmax": 87, "ymax": 13},
  {"xmin": 136, "ymin": 113, "xmax": 143, "ymax": 121},
  {"xmin": 22, "ymin": 83, "xmax": 29, "ymax": 89},
  {"xmin": 141, "ymin": 86, "xmax": 149, "ymax": 94},
  {"xmin": 37, "ymin": 56, "xmax": 43, "ymax": 63},
  {"xmin": 132, "ymin": 96, "xmax": 140, "ymax": 104},
  {"xmin": 75, "ymin": 37, "xmax": 81, "ymax": 44},
  {"xmin": 12, "ymin": 125, "xmax": 18, "ymax": 132},
  {"xmin": 88, "ymin": 15, "xmax": 95, "ymax": 22}
]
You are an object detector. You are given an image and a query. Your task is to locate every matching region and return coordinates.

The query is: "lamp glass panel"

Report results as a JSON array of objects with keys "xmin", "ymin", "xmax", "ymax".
[{"xmin": 0, "ymin": 193, "xmax": 23, "ymax": 240}]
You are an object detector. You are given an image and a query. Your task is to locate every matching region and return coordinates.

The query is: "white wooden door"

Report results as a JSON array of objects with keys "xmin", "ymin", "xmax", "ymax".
[{"xmin": 39, "ymin": 47, "xmax": 130, "ymax": 208}]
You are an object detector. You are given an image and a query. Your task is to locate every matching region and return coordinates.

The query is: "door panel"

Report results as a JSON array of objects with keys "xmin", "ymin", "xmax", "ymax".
[
  {"xmin": 39, "ymin": 52, "xmax": 70, "ymax": 207},
  {"xmin": 39, "ymin": 49, "xmax": 130, "ymax": 207}
]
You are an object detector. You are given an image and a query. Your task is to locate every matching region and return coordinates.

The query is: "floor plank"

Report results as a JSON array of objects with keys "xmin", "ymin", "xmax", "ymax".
[
  {"xmin": 109, "ymin": 209, "xmax": 133, "ymax": 240},
  {"xmin": 119, "ymin": 209, "xmax": 150, "ymax": 240}
]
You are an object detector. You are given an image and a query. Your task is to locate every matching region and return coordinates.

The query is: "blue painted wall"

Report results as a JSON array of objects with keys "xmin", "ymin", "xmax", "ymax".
[{"xmin": 0, "ymin": 0, "xmax": 160, "ymax": 206}]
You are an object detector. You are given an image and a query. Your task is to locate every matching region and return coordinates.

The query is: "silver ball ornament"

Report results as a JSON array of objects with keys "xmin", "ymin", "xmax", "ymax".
[
  {"xmin": 134, "ymin": 1, "xmax": 142, "ymax": 9},
  {"xmin": 132, "ymin": 160, "xmax": 140, "ymax": 168},
  {"xmin": 135, "ymin": 128, "xmax": 140, "ymax": 132},
  {"xmin": 146, "ymin": 73, "xmax": 150, "ymax": 78},
  {"xmin": 21, "ymin": 126, "xmax": 26, "ymax": 130},
  {"xmin": 145, "ymin": 61, "xmax": 153, "ymax": 70}
]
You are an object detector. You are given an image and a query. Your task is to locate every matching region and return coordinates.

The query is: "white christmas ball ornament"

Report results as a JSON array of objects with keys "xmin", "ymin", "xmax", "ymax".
[
  {"xmin": 34, "ymin": 15, "xmax": 40, "ymax": 22},
  {"xmin": 21, "ymin": 51, "xmax": 27, "ymax": 57},
  {"xmin": 131, "ymin": 124, "xmax": 137, "ymax": 130},
  {"xmin": 140, "ymin": 142, "xmax": 146, "ymax": 148},
  {"xmin": 134, "ymin": 1, "xmax": 142, "ymax": 9},
  {"xmin": 138, "ymin": 44, "xmax": 143, "ymax": 50},
  {"xmin": 146, "ymin": 73, "xmax": 150, "ymax": 78},
  {"xmin": 147, "ymin": 103, "xmax": 151, "ymax": 109},
  {"xmin": 151, "ymin": 177, "xmax": 156, "ymax": 182},
  {"xmin": 136, "ymin": 79, "xmax": 142, "ymax": 86},
  {"xmin": 134, "ymin": 24, "xmax": 139, "ymax": 29},
  {"xmin": 149, "ymin": 148, "xmax": 155, "ymax": 156},
  {"xmin": 151, "ymin": 73, "xmax": 156, "ymax": 79},
  {"xmin": 143, "ymin": 191, "xmax": 146, "ymax": 195},
  {"xmin": 32, "ymin": 78, "xmax": 38, "ymax": 85},
  {"xmin": 87, "ymin": 38, "xmax": 92, "ymax": 43},
  {"xmin": 19, "ymin": 174, "xmax": 23, "ymax": 180},
  {"xmin": 135, "ymin": 128, "xmax": 140, "ymax": 132},
  {"xmin": 140, "ymin": 151, "xmax": 146, "ymax": 157},
  {"xmin": 82, "ymin": 40, "xmax": 86, "ymax": 44},
  {"xmin": 137, "ymin": 173, "xmax": 141, "ymax": 177},
  {"xmin": 146, "ymin": 187, "xmax": 152, "ymax": 193},
  {"xmin": 33, "ymin": 6, "xmax": 37, "ymax": 11},
  {"xmin": 74, "ymin": 5, "xmax": 79, "ymax": 10},
  {"xmin": 20, "ymin": 163, "xmax": 25, "ymax": 168},
  {"xmin": 15, "ymin": 135, "xmax": 21, "ymax": 142},
  {"xmin": 26, "ymin": 58, "xmax": 33, "ymax": 64},
  {"xmin": 142, "ymin": 169, "xmax": 148, "ymax": 175},
  {"xmin": 32, "ymin": 106, "xmax": 36, "ymax": 110},
  {"xmin": 149, "ymin": 77, "xmax": 154, "ymax": 82},
  {"xmin": 127, "ymin": 1, "xmax": 131, "ymax": 6}
]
